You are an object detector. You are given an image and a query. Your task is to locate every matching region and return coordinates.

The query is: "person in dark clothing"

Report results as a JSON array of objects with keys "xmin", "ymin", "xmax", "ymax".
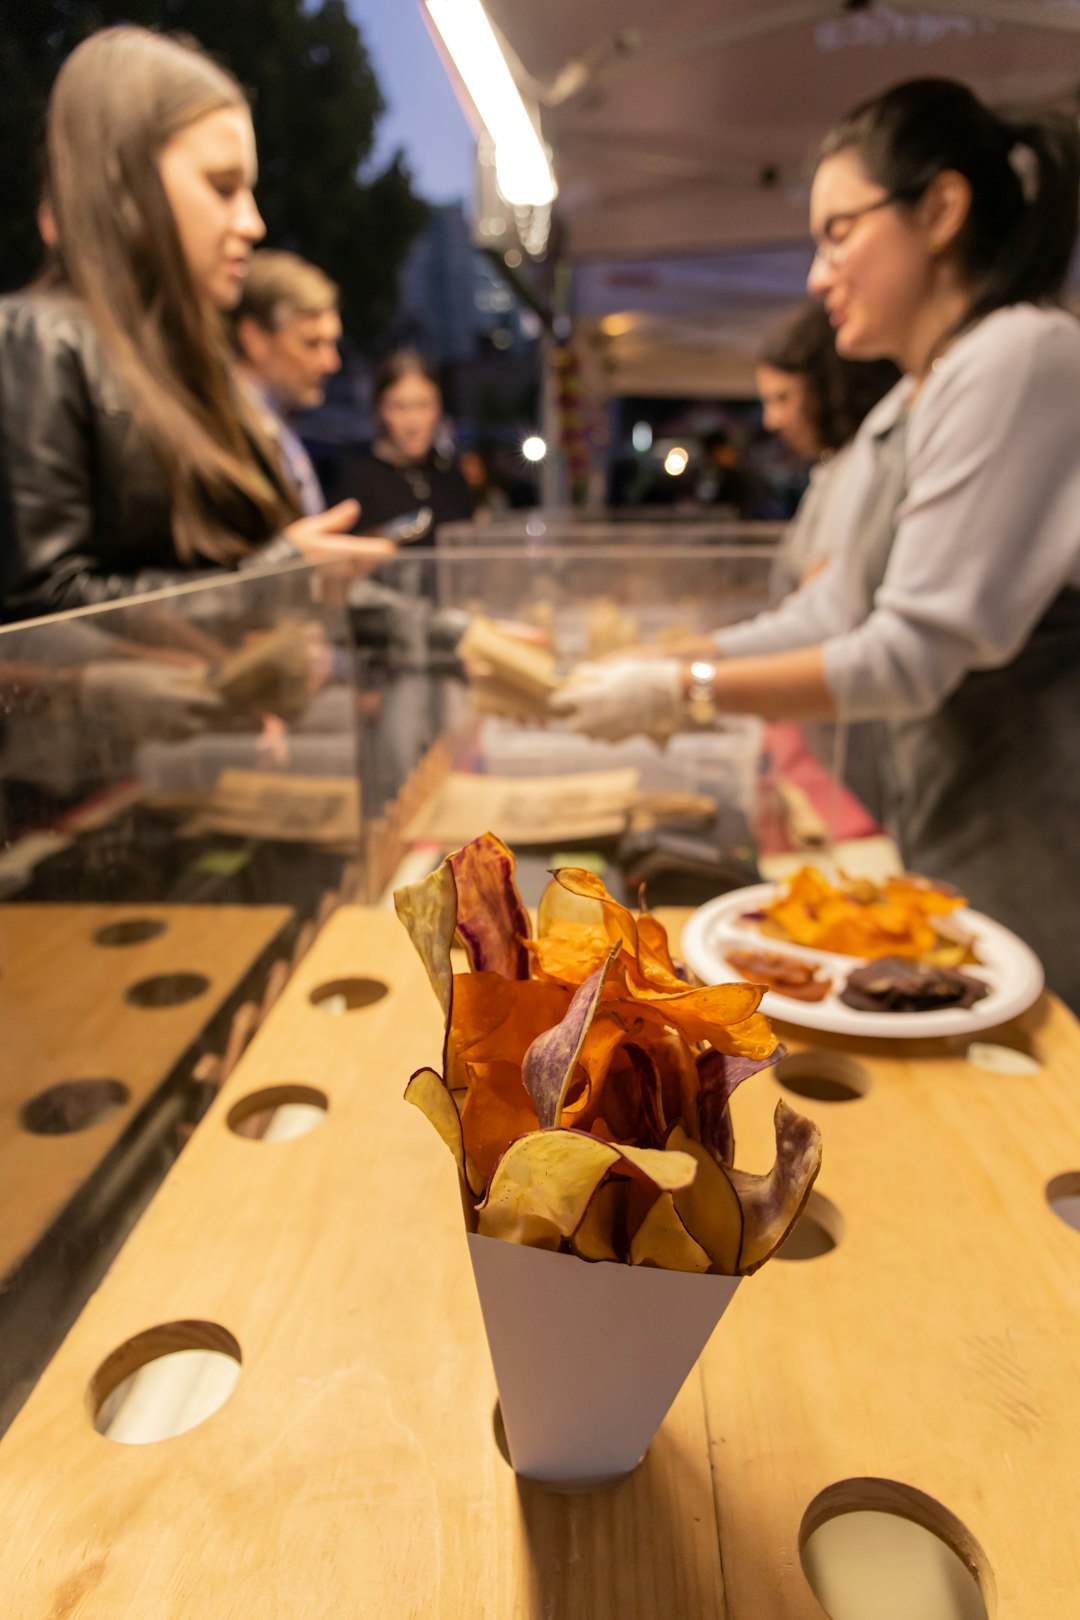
[
  {"xmin": 337, "ymin": 352, "xmax": 477, "ymax": 541},
  {"xmin": 0, "ymin": 26, "xmax": 378, "ymax": 623}
]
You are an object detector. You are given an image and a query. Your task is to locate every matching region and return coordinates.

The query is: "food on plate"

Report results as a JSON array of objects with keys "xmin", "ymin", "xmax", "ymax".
[
  {"xmin": 758, "ymin": 865, "xmax": 974, "ymax": 963},
  {"xmin": 396, "ymin": 831, "xmax": 822, "ymax": 1274},
  {"xmin": 840, "ymin": 955, "xmax": 990, "ymax": 1013},
  {"xmin": 726, "ymin": 948, "xmax": 832, "ymax": 1003}
]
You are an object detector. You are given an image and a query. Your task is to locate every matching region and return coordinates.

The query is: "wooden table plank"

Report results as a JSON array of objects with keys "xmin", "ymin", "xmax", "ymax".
[
  {"xmin": 0, "ymin": 903, "xmax": 292, "ymax": 1277},
  {"xmin": 0, "ymin": 908, "xmax": 726, "ymax": 1620}
]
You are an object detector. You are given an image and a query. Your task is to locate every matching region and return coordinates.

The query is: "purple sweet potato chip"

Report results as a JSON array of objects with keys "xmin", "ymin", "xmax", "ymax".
[
  {"xmin": 697, "ymin": 1044, "xmax": 787, "ymax": 1166},
  {"xmin": 450, "ymin": 832, "xmax": 531, "ymax": 980},
  {"xmin": 522, "ymin": 947, "xmax": 620, "ymax": 1129}
]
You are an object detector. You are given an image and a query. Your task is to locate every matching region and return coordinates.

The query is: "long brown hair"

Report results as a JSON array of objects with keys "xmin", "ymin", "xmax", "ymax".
[
  {"xmin": 759, "ymin": 305, "xmax": 899, "ymax": 454},
  {"xmin": 44, "ymin": 26, "xmax": 299, "ymax": 563}
]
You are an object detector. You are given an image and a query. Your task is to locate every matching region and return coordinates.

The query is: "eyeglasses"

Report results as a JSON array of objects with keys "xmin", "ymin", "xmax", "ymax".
[{"xmin": 811, "ymin": 194, "xmax": 898, "ymax": 266}]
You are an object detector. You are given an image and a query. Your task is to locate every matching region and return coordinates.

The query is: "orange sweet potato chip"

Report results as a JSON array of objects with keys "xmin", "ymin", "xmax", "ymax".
[{"xmin": 762, "ymin": 865, "xmax": 964, "ymax": 960}]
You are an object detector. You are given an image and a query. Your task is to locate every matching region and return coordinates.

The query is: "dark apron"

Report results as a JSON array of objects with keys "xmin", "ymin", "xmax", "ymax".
[{"xmin": 852, "ymin": 416, "xmax": 1080, "ymax": 1010}]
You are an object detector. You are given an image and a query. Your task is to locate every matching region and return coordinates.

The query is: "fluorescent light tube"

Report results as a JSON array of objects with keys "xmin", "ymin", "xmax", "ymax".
[{"xmin": 426, "ymin": 0, "xmax": 558, "ymax": 206}]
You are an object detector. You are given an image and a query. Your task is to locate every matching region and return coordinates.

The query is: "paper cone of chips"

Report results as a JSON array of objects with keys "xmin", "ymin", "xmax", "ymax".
[
  {"xmin": 396, "ymin": 833, "xmax": 822, "ymax": 1486},
  {"xmin": 468, "ymin": 1231, "xmax": 739, "ymax": 1485}
]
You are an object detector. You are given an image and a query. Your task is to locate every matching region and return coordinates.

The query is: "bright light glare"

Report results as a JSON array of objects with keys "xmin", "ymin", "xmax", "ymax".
[
  {"xmin": 522, "ymin": 435, "xmax": 547, "ymax": 462},
  {"xmin": 632, "ymin": 421, "xmax": 653, "ymax": 453},
  {"xmin": 664, "ymin": 446, "xmax": 689, "ymax": 476},
  {"xmin": 426, "ymin": 0, "xmax": 557, "ymax": 206}
]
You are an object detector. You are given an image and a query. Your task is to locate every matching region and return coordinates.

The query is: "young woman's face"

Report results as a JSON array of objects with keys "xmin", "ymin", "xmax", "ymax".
[
  {"xmin": 807, "ymin": 149, "xmax": 932, "ymax": 362},
  {"xmin": 159, "ymin": 107, "xmax": 265, "ymax": 310},
  {"xmin": 379, "ymin": 374, "xmax": 442, "ymax": 461},
  {"xmin": 755, "ymin": 365, "xmax": 819, "ymax": 460}
]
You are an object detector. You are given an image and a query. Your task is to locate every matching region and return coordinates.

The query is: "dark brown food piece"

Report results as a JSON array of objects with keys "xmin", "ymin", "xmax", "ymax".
[
  {"xmin": 840, "ymin": 955, "xmax": 989, "ymax": 1013},
  {"xmin": 726, "ymin": 949, "xmax": 832, "ymax": 1003}
]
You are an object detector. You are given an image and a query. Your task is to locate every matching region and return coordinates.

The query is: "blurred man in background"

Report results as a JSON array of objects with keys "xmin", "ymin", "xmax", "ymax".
[{"xmin": 233, "ymin": 250, "xmax": 342, "ymax": 514}]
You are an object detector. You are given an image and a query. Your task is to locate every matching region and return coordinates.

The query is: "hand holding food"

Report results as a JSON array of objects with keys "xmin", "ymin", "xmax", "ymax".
[{"xmin": 549, "ymin": 658, "xmax": 684, "ymax": 744}]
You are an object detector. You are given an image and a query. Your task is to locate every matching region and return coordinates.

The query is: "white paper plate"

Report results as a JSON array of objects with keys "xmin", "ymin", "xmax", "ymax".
[{"xmin": 681, "ymin": 883, "xmax": 1044, "ymax": 1038}]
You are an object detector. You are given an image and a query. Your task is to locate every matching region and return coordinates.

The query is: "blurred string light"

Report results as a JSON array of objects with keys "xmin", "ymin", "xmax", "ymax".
[
  {"xmin": 522, "ymin": 436, "xmax": 547, "ymax": 462},
  {"xmin": 664, "ymin": 446, "xmax": 689, "ymax": 476},
  {"xmin": 632, "ymin": 421, "xmax": 653, "ymax": 453},
  {"xmin": 425, "ymin": 0, "xmax": 557, "ymax": 207}
]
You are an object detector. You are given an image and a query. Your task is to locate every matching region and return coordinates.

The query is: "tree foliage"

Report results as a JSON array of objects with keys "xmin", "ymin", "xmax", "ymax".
[{"xmin": 0, "ymin": 0, "xmax": 427, "ymax": 346}]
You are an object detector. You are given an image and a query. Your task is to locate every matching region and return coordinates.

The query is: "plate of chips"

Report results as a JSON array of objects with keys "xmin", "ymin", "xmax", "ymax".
[{"xmin": 681, "ymin": 869, "xmax": 1044, "ymax": 1038}]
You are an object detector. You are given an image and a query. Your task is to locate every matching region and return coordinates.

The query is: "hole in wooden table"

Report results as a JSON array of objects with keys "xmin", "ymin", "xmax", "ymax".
[
  {"xmin": 227, "ymin": 1084, "xmax": 328, "ymax": 1142},
  {"xmin": 800, "ymin": 1478, "xmax": 993, "ymax": 1620},
  {"xmin": 775, "ymin": 1190, "xmax": 844, "ymax": 1261},
  {"xmin": 125, "ymin": 972, "xmax": 210, "ymax": 1009},
  {"xmin": 20, "ymin": 1078, "xmax": 130, "ymax": 1136},
  {"xmin": 309, "ymin": 977, "xmax": 388, "ymax": 1014},
  {"xmin": 93, "ymin": 917, "xmax": 167, "ymax": 947},
  {"xmin": 1046, "ymin": 1171, "xmax": 1080, "ymax": 1235},
  {"xmin": 964, "ymin": 1042, "xmax": 1042, "ymax": 1077},
  {"xmin": 774, "ymin": 1050, "xmax": 870, "ymax": 1103},
  {"xmin": 90, "ymin": 1321, "xmax": 242, "ymax": 1445}
]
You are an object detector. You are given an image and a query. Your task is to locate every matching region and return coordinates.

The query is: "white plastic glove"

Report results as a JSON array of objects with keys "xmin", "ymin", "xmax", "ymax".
[{"xmin": 550, "ymin": 658, "xmax": 683, "ymax": 742}]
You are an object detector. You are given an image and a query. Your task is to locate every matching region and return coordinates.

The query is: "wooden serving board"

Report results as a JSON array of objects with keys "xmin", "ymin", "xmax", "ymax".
[
  {"xmin": 0, "ymin": 903, "xmax": 292, "ymax": 1279},
  {"xmin": 0, "ymin": 906, "xmax": 1077, "ymax": 1617},
  {"xmin": 660, "ymin": 910, "xmax": 1080, "ymax": 1619}
]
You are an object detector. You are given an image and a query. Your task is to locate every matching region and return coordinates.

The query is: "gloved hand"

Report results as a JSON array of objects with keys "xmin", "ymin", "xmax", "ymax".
[
  {"xmin": 550, "ymin": 658, "xmax": 683, "ymax": 743},
  {"xmin": 79, "ymin": 660, "xmax": 222, "ymax": 740}
]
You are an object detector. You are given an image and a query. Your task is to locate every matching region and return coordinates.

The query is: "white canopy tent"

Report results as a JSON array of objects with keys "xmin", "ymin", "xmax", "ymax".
[{"xmin": 425, "ymin": 1, "xmax": 1080, "ymax": 393}]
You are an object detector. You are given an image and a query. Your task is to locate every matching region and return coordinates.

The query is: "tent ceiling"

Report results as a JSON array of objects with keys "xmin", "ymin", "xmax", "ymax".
[
  {"xmin": 430, "ymin": 2, "xmax": 1080, "ymax": 394},
  {"xmin": 482, "ymin": 0, "xmax": 1080, "ymax": 260}
]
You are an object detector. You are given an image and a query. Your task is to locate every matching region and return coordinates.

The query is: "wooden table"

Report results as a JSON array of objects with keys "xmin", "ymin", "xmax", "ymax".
[
  {"xmin": 0, "ymin": 903, "xmax": 292, "ymax": 1281},
  {"xmin": 0, "ymin": 905, "xmax": 1077, "ymax": 1617}
]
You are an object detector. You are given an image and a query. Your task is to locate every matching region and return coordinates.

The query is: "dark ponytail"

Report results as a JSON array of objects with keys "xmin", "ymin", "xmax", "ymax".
[{"xmin": 820, "ymin": 79, "xmax": 1080, "ymax": 323}]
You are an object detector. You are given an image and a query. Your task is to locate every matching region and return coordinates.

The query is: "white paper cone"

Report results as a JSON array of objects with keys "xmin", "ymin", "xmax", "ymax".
[{"xmin": 467, "ymin": 1232, "xmax": 740, "ymax": 1486}]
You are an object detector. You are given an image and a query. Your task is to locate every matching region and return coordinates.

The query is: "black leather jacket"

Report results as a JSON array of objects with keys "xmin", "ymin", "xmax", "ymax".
[{"xmin": 0, "ymin": 290, "xmax": 288, "ymax": 621}]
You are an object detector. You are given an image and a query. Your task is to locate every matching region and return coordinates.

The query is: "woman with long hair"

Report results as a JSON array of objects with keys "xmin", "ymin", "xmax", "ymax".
[
  {"xmin": 0, "ymin": 26, "xmax": 373, "ymax": 620},
  {"xmin": 556, "ymin": 78, "xmax": 1080, "ymax": 1007},
  {"xmin": 756, "ymin": 303, "xmax": 898, "ymax": 599}
]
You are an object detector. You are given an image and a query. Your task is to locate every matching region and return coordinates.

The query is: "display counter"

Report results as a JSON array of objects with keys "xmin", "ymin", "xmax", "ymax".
[
  {"xmin": 438, "ymin": 515, "xmax": 788, "ymax": 548},
  {"xmin": 0, "ymin": 560, "xmax": 374, "ymax": 1420},
  {"xmin": 0, "ymin": 905, "xmax": 1076, "ymax": 1617}
]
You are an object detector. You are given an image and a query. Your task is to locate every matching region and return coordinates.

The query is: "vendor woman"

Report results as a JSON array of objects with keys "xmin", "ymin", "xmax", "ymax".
[{"xmin": 554, "ymin": 78, "xmax": 1080, "ymax": 1009}]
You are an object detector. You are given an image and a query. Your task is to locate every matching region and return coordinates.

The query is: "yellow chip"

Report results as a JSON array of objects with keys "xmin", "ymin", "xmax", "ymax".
[
  {"xmin": 668, "ymin": 1125, "xmax": 744, "ymax": 1275},
  {"xmin": 478, "ymin": 1130, "xmax": 620, "ymax": 1248},
  {"xmin": 630, "ymin": 1193, "xmax": 711, "ymax": 1272}
]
